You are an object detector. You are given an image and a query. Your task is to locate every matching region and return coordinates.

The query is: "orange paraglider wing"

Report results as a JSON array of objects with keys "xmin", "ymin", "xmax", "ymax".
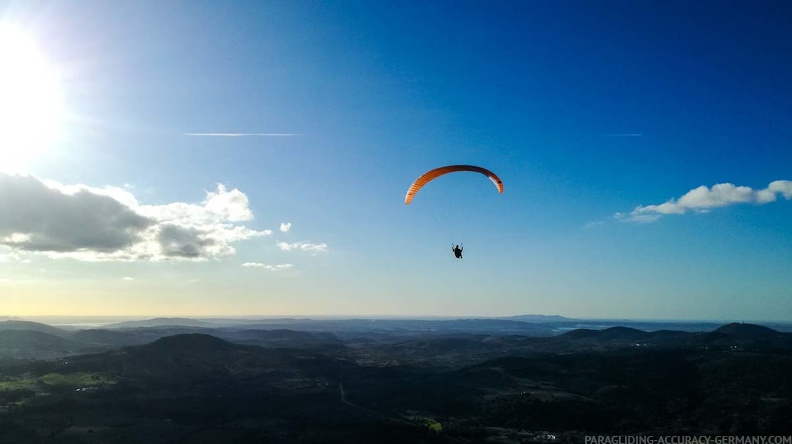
[{"xmin": 404, "ymin": 165, "xmax": 504, "ymax": 204}]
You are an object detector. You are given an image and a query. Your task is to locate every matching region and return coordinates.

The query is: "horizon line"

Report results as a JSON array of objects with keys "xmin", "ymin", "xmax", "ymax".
[{"xmin": 4, "ymin": 314, "xmax": 790, "ymax": 324}]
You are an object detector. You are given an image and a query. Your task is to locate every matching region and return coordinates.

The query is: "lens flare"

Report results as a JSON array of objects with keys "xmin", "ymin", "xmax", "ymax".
[{"xmin": 0, "ymin": 26, "xmax": 64, "ymax": 173}]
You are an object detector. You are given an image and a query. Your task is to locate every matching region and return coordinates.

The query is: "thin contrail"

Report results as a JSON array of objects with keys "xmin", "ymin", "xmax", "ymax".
[
  {"xmin": 602, "ymin": 133, "xmax": 643, "ymax": 137},
  {"xmin": 184, "ymin": 133, "xmax": 304, "ymax": 137}
]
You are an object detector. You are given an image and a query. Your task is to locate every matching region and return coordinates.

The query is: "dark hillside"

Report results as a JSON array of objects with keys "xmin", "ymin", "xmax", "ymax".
[
  {"xmin": 57, "ymin": 333, "xmax": 354, "ymax": 384},
  {"xmin": 714, "ymin": 323, "xmax": 778, "ymax": 338},
  {"xmin": 219, "ymin": 328, "xmax": 346, "ymax": 349},
  {"xmin": 0, "ymin": 320, "xmax": 68, "ymax": 336},
  {"xmin": 70, "ymin": 329, "xmax": 151, "ymax": 347},
  {"xmin": 0, "ymin": 330, "xmax": 92, "ymax": 359}
]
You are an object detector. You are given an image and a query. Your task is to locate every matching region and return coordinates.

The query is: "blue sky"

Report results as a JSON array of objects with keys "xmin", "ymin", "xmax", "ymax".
[{"xmin": 0, "ymin": 0, "xmax": 790, "ymax": 320}]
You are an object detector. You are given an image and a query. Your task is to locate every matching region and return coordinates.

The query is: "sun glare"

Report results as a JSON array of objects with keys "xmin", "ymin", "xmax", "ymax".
[{"xmin": 0, "ymin": 26, "xmax": 64, "ymax": 174}]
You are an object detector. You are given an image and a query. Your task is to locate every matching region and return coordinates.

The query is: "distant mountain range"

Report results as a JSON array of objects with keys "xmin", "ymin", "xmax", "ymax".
[
  {"xmin": 504, "ymin": 314, "xmax": 572, "ymax": 322},
  {"xmin": 0, "ymin": 320, "xmax": 347, "ymax": 360},
  {"xmin": 103, "ymin": 317, "xmax": 219, "ymax": 329},
  {"xmin": 2, "ymin": 318, "xmax": 791, "ymax": 362}
]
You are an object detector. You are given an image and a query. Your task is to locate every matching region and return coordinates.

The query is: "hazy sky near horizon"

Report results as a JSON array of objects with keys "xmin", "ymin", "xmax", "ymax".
[{"xmin": 0, "ymin": 1, "xmax": 790, "ymax": 320}]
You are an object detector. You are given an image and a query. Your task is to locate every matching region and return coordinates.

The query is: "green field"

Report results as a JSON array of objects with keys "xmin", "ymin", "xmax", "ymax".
[
  {"xmin": 0, "ymin": 372, "xmax": 117, "ymax": 391},
  {"xmin": 409, "ymin": 415, "xmax": 443, "ymax": 432}
]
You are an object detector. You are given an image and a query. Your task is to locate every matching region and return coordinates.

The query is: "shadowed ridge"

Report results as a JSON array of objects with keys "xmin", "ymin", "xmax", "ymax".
[
  {"xmin": 559, "ymin": 326, "xmax": 645, "ymax": 340},
  {"xmin": 144, "ymin": 333, "xmax": 239, "ymax": 352},
  {"xmin": 593, "ymin": 326, "xmax": 646, "ymax": 340},
  {"xmin": 57, "ymin": 333, "xmax": 351, "ymax": 383},
  {"xmin": 71, "ymin": 329, "xmax": 150, "ymax": 347},
  {"xmin": 0, "ymin": 330, "xmax": 79, "ymax": 350},
  {"xmin": 222, "ymin": 329, "xmax": 346, "ymax": 349},
  {"xmin": 713, "ymin": 323, "xmax": 779, "ymax": 338},
  {"xmin": 558, "ymin": 328, "xmax": 598, "ymax": 339},
  {"xmin": 0, "ymin": 320, "xmax": 69, "ymax": 336},
  {"xmin": 112, "ymin": 334, "xmax": 275, "ymax": 381},
  {"xmin": 0, "ymin": 330, "xmax": 93, "ymax": 359}
]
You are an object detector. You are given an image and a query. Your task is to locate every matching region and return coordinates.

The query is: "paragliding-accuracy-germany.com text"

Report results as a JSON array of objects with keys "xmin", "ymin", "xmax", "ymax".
[{"xmin": 585, "ymin": 436, "xmax": 792, "ymax": 444}]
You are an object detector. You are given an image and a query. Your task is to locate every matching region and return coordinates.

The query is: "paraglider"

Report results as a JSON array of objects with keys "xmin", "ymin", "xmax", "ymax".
[
  {"xmin": 405, "ymin": 165, "xmax": 503, "ymax": 258},
  {"xmin": 404, "ymin": 165, "xmax": 503, "ymax": 205}
]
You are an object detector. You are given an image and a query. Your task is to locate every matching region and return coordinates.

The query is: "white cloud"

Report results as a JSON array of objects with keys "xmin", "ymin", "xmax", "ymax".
[
  {"xmin": 203, "ymin": 184, "xmax": 253, "ymax": 222},
  {"xmin": 242, "ymin": 262, "xmax": 293, "ymax": 271},
  {"xmin": 0, "ymin": 173, "xmax": 271, "ymax": 261},
  {"xmin": 280, "ymin": 222, "xmax": 292, "ymax": 232},
  {"xmin": 618, "ymin": 180, "xmax": 792, "ymax": 222},
  {"xmin": 0, "ymin": 250, "xmax": 23, "ymax": 262},
  {"xmin": 122, "ymin": 276, "xmax": 134, "ymax": 281},
  {"xmin": 276, "ymin": 241, "xmax": 327, "ymax": 253}
]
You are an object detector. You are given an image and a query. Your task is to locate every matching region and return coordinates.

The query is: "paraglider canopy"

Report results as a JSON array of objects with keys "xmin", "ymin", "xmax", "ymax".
[{"xmin": 404, "ymin": 165, "xmax": 503, "ymax": 205}]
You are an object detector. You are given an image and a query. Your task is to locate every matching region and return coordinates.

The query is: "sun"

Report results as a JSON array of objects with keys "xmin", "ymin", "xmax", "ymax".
[{"xmin": 0, "ymin": 26, "xmax": 64, "ymax": 174}]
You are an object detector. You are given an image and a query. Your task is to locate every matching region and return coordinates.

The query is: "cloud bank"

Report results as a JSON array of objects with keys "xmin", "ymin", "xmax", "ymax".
[
  {"xmin": 276, "ymin": 241, "xmax": 327, "ymax": 253},
  {"xmin": 241, "ymin": 262, "xmax": 294, "ymax": 271},
  {"xmin": 616, "ymin": 180, "xmax": 792, "ymax": 222},
  {"xmin": 0, "ymin": 173, "xmax": 271, "ymax": 261}
]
